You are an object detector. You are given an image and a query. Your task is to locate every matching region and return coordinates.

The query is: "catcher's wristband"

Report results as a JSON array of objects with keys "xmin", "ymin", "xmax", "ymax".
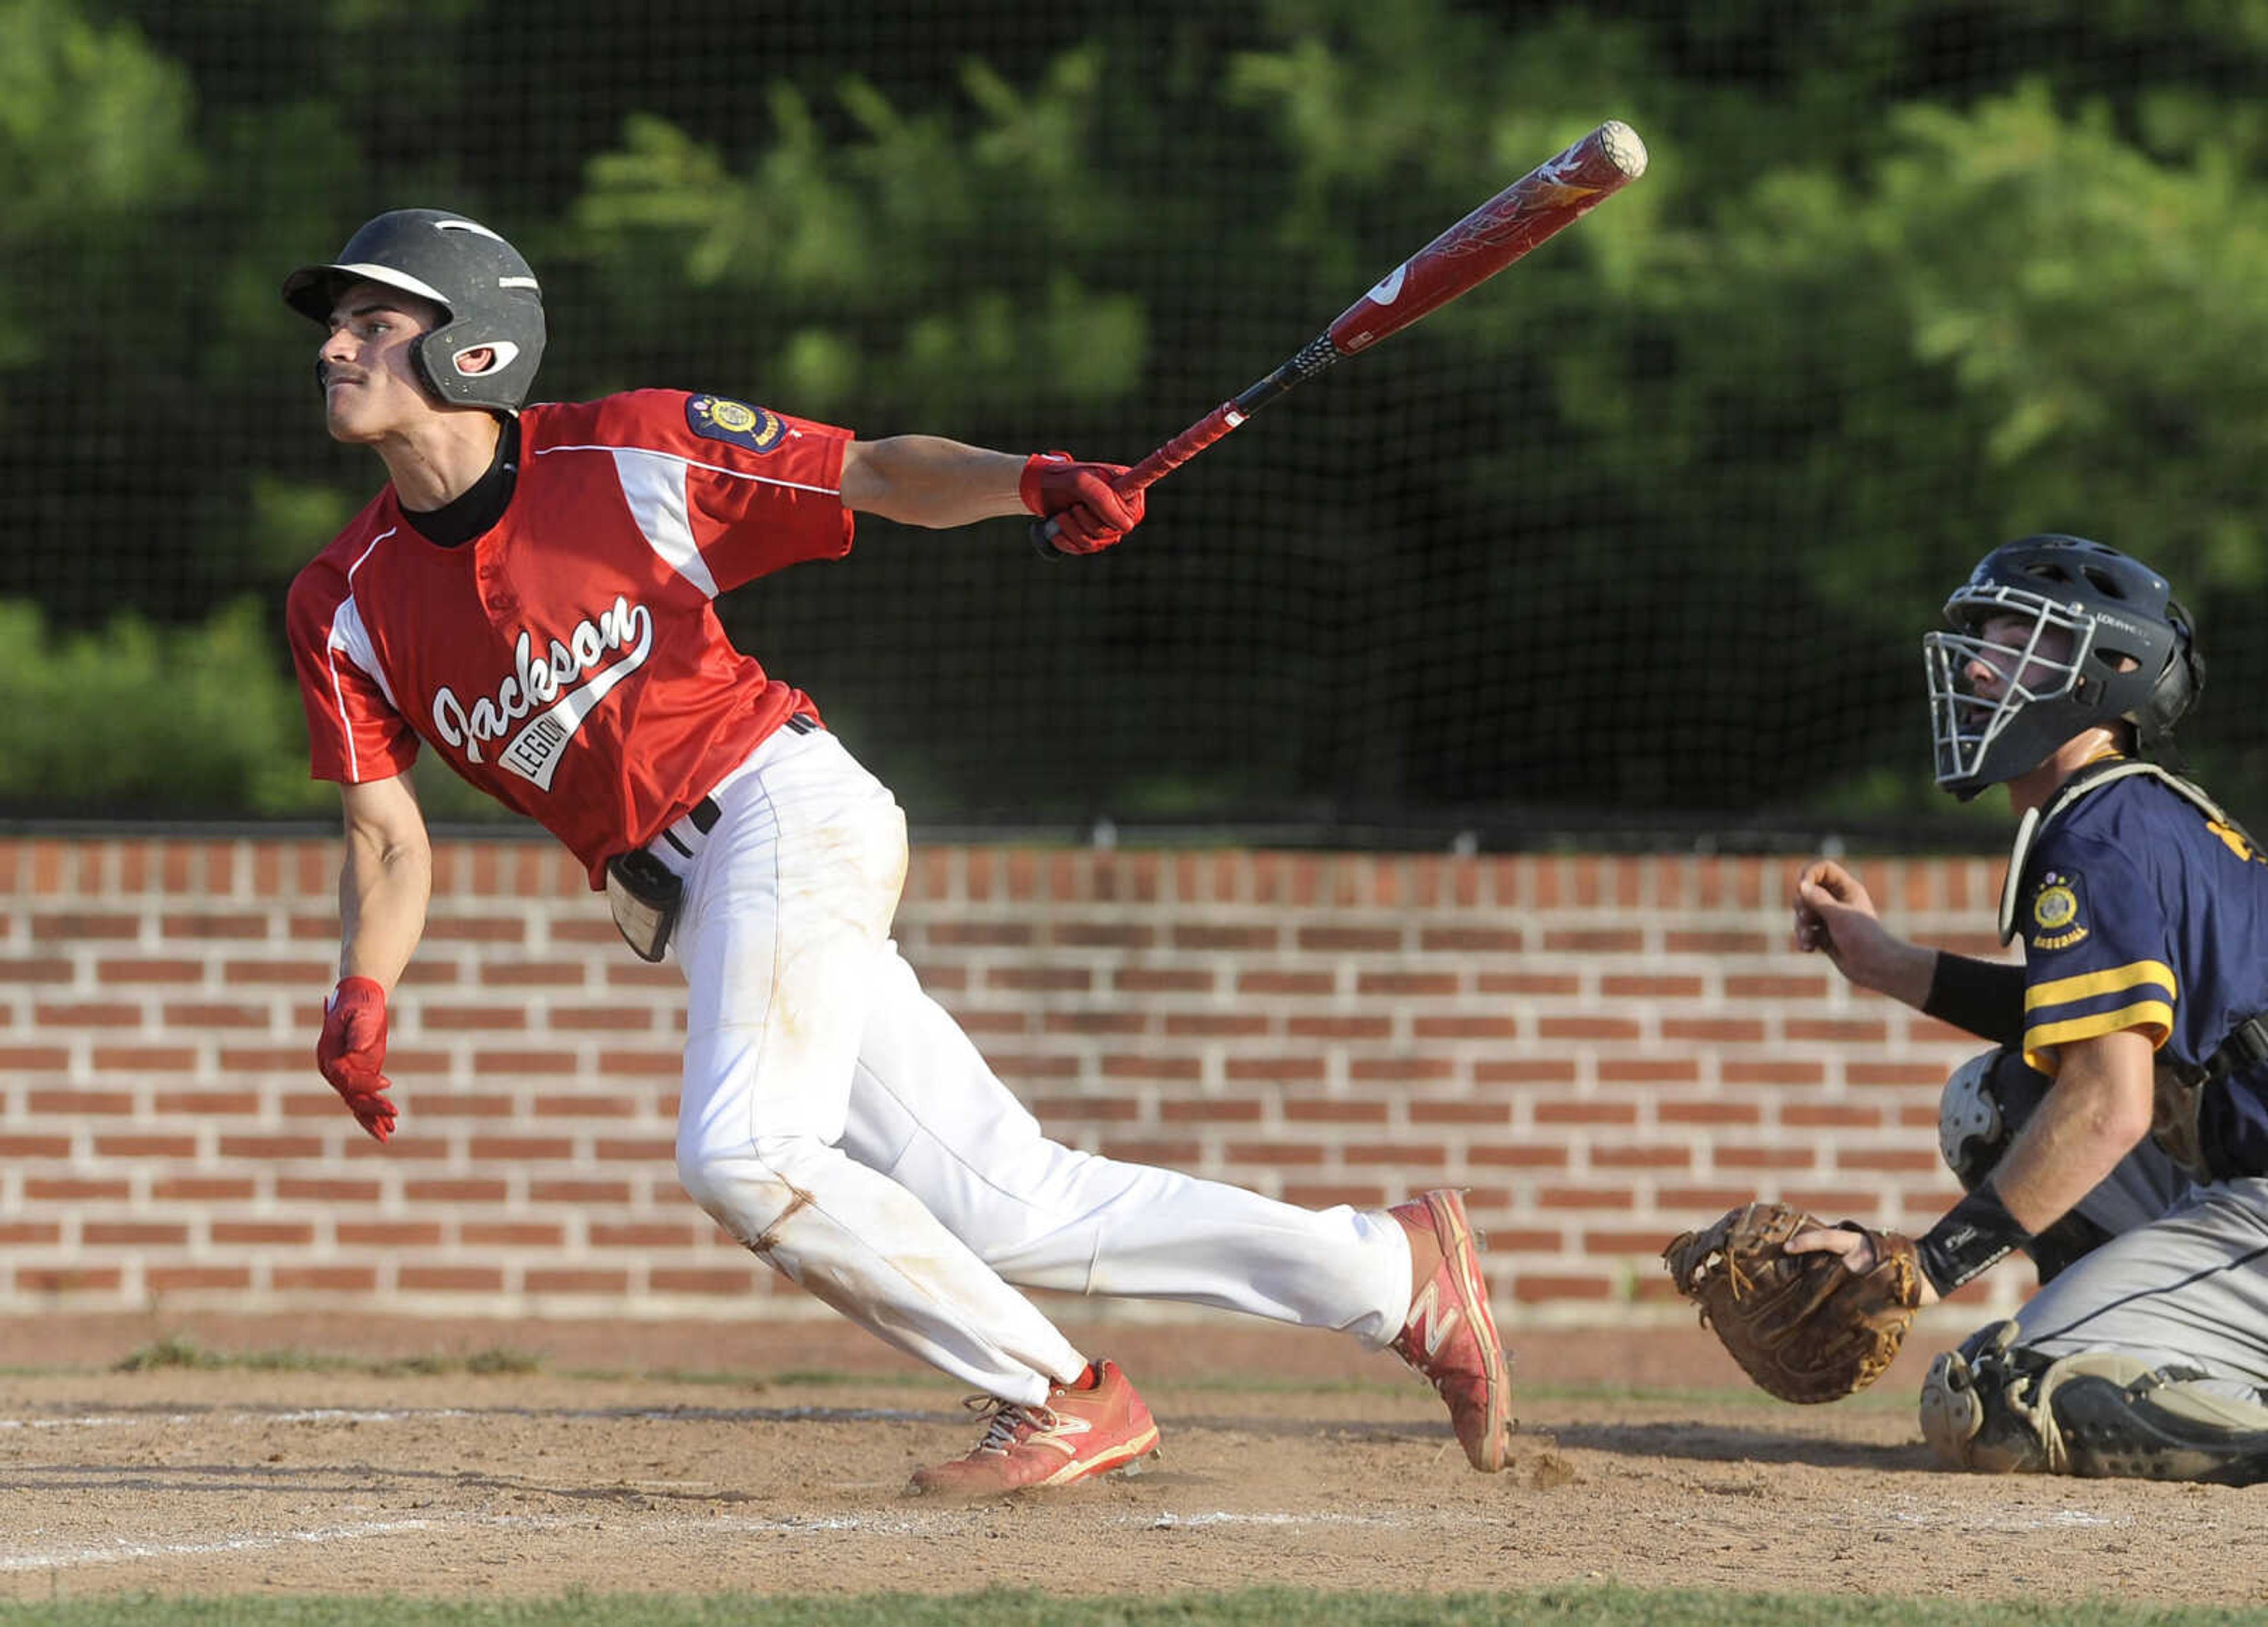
[
  {"xmin": 1921, "ymin": 952, "xmax": 2027, "ymax": 1046},
  {"xmin": 1915, "ymin": 1183, "xmax": 2032, "ymax": 1297}
]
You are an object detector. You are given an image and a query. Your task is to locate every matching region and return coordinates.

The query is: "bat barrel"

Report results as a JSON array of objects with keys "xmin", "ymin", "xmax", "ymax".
[{"xmin": 1326, "ymin": 119, "xmax": 1648, "ymax": 357}]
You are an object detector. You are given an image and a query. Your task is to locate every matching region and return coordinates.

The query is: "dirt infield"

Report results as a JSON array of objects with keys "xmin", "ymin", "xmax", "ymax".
[{"xmin": 1, "ymin": 1313, "xmax": 2264, "ymax": 1605}]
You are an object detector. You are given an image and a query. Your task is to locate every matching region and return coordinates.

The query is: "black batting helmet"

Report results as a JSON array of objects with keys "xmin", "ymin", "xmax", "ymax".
[
  {"xmin": 1923, "ymin": 534, "xmax": 2202, "ymax": 800},
  {"xmin": 282, "ymin": 208, "xmax": 546, "ymax": 413}
]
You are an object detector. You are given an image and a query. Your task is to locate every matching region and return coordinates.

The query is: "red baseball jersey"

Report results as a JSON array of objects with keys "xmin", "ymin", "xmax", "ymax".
[{"xmin": 286, "ymin": 389, "xmax": 856, "ymax": 883}]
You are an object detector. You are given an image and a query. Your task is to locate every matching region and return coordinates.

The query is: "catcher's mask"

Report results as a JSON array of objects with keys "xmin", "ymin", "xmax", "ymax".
[
  {"xmin": 282, "ymin": 208, "xmax": 546, "ymax": 414},
  {"xmin": 1924, "ymin": 535, "xmax": 2201, "ymax": 801}
]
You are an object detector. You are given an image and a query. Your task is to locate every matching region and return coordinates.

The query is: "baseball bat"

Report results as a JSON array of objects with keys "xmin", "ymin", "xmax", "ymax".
[{"xmin": 1034, "ymin": 118, "xmax": 1648, "ymax": 555}]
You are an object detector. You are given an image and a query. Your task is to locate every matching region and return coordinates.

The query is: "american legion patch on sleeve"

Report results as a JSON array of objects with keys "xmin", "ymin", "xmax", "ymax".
[
  {"xmin": 2028, "ymin": 869, "xmax": 2090, "ymax": 952},
  {"xmin": 686, "ymin": 394, "xmax": 786, "ymax": 454}
]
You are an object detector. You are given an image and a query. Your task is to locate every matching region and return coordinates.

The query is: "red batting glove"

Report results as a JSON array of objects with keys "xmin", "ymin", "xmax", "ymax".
[
  {"xmin": 317, "ymin": 975, "xmax": 398, "ymax": 1143},
  {"xmin": 1020, "ymin": 452, "xmax": 1146, "ymax": 555}
]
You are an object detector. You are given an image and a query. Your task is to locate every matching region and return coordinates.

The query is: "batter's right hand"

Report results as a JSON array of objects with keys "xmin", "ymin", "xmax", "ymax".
[
  {"xmin": 1021, "ymin": 452, "xmax": 1146, "ymax": 555},
  {"xmin": 317, "ymin": 975, "xmax": 398, "ymax": 1143}
]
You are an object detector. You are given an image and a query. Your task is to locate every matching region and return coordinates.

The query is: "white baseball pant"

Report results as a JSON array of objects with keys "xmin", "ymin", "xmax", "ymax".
[{"xmin": 654, "ymin": 722, "xmax": 1414, "ymax": 1406}]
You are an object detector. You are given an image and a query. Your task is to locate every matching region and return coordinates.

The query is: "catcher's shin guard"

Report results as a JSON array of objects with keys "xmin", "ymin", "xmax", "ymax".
[
  {"xmin": 1917, "ymin": 1319, "xmax": 2268, "ymax": 1482},
  {"xmin": 2052, "ymin": 1370, "xmax": 2268, "ymax": 1485}
]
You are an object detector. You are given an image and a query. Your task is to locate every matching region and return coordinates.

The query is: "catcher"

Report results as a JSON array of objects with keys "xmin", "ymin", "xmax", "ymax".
[{"xmin": 1677, "ymin": 536, "xmax": 2268, "ymax": 1484}]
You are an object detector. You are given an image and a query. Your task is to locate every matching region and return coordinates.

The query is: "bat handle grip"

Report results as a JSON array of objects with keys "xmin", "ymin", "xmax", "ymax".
[{"xmin": 1027, "ymin": 403, "xmax": 1244, "ymax": 558}]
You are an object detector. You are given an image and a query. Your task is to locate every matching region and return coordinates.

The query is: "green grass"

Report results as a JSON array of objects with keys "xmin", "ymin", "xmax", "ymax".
[
  {"xmin": 0, "ymin": 1589, "xmax": 2255, "ymax": 1626},
  {"xmin": 108, "ymin": 1336, "xmax": 542, "ymax": 1380}
]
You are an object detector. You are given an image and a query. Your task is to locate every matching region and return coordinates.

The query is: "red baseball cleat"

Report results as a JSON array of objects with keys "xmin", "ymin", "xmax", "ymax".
[
  {"xmin": 907, "ymin": 1358, "xmax": 1161, "ymax": 1496},
  {"xmin": 1389, "ymin": 1188, "xmax": 1513, "ymax": 1472}
]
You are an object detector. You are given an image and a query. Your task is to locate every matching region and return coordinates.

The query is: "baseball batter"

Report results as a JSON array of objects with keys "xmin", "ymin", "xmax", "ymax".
[
  {"xmin": 282, "ymin": 208, "xmax": 1511, "ymax": 1494},
  {"xmin": 1791, "ymin": 535, "xmax": 2268, "ymax": 1483}
]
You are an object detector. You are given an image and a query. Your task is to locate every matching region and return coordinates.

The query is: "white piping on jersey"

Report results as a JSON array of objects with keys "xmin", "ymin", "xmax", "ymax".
[
  {"xmin": 324, "ymin": 526, "xmax": 400, "ymax": 781},
  {"xmin": 606, "ymin": 448, "xmax": 717, "ymax": 597}
]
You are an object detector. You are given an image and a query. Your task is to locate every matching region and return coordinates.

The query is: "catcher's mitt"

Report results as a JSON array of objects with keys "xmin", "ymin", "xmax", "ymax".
[{"xmin": 1661, "ymin": 1201, "xmax": 1922, "ymax": 1404}]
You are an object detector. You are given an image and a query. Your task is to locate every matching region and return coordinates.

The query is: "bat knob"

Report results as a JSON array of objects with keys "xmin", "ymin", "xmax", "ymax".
[{"xmin": 1029, "ymin": 517, "xmax": 1068, "ymax": 559}]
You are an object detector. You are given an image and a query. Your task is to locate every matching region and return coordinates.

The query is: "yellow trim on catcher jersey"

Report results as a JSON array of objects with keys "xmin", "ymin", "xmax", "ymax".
[
  {"xmin": 2022, "ymin": 1002, "xmax": 2174, "ymax": 1076},
  {"xmin": 2023, "ymin": 960, "xmax": 2177, "ymax": 1010}
]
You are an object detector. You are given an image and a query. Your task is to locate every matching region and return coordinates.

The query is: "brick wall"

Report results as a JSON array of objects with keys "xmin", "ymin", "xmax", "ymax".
[{"xmin": 0, "ymin": 836, "xmax": 2031, "ymax": 1325}]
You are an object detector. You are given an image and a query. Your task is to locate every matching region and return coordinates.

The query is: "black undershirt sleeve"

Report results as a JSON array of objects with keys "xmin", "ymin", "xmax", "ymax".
[{"xmin": 1920, "ymin": 951, "xmax": 2026, "ymax": 1046}]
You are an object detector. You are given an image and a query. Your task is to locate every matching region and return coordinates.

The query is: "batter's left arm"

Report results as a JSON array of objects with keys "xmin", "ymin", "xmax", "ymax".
[
  {"xmin": 840, "ymin": 436, "xmax": 1143, "ymax": 552},
  {"xmin": 839, "ymin": 437, "xmax": 1027, "ymax": 527}
]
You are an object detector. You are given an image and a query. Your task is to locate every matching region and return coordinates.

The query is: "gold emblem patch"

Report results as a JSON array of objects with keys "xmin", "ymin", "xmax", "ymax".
[{"xmin": 2028, "ymin": 872, "xmax": 2089, "ymax": 951}]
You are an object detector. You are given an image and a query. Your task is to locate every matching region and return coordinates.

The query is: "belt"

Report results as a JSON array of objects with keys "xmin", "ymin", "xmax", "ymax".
[{"xmin": 651, "ymin": 712, "xmax": 820, "ymax": 863}]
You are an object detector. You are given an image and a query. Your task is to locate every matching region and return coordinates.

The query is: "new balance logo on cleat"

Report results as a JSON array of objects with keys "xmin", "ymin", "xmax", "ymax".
[{"xmin": 1405, "ymin": 1282, "xmax": 1464, "ymax": 1361}]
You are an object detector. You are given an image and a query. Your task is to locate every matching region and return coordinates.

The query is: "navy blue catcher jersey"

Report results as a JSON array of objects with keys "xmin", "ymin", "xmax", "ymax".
[{"xmin": 2018, "ymin": 763, "xmax": 2268, "ymax": 1176}]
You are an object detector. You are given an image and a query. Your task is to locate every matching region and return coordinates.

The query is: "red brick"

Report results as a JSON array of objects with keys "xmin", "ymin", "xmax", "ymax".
[
  {"xmin": 1235, "ymin": 970, "xmax": 1333, "ymax": 996},
  {"xmin": 1163, "ymin": 1013, "xmax": 1272, "ymax": 1038},
  {"xmin": 1296, "ymin": 927, "xmax": 1404, "ymax": 953},
  {"xmin": 926, "ymin": 921, "xmax": 1035, "ymax": 947},
  {"xmin": 1287, "ymin": 1016, "xmax": 1392, "ymax": 1040},
  {"xmin": 27, "ymin": 1090, "xmax": 133, "ymax": 1114},
  {"xmin": 1722, "ymin": 1061, "xmax": 1827, "ymax": 1087},
  {"xmin": 650, "ymin": 1267, "xmax": 760, "ymax": 1294},
  {"xmin": 154, "ymin": 1178, "xmax": 259, "ymax": 1202},
  {"xmin": 217, "ymin": 1136, "xmax": 326, "ymax": 1159},
  {"xmin": 92, "ymin": 1046, "xmax": 195, "ymax": 1072},
  {"xmin": 527, "ymin": 1269, "xmax": 631, "ymax": 1294},
  {"xmin": 33, "ymin": 912, "xmax": 139, "ymax": 941},
  {"xmin": 1049, "ymin": 922, "xmax": 1155, "ymax": 950},
  {"xmin": 548, "ymin": 1006, "xmax": 658, "ymax": 1032},
  {"xmin": 211, "ymin": 1221, "xmax": 317, "ymax": 1245},
  {"xmin": 422, "ymin": 917, "xmax": 529, "ymax": 944},
  {"xmin": 0, "ymin": 957, "xmax": 84, "ymax": 984},
  {"xmin": 460, "ymin": 1222, "xmax": 566, "ymax": 1247},
  {"xmin": 1178, "ymin": 926, "xmax": 1282, "ymax": 951},
  {"xmin": 1534, "ymin": 1102, "xmax": 1637, "ymax": 1126},
  {"xmin": 96, "ymin": 1134, "xmax": 196, "ymax": 1157},
  {"xmin": 148, "ymin": 1266, "xmax": 253, "ymax": 1292},
  {"xmin": 1281, "ymin": 1183, "xmax": 1386, "ymax": 1208},
  {"xmin": 1358, "ymin": 971, "xmax": 1459, "ymax": 996},
  {"xmin": 162, "ymin": 1003, "xmax": 271, "ymax": 1028},
  {"xmin": 1467, "ymin": 1145, "xmax": 1570, "ymax": 1169},
  {"xmin": 340, "ymin": 1222, "xmax": 442, "ymax": 1246},
  {"xmin": 1042, "ymin": 1010, "xmax": 1145, "ymax": 1035},
  {"xmin": 1596, "ymin": 1059, "xmax": 1702, "ymax": 1084},
  {"xmin": 276, "ymin": 1177, "xmax": 382, "ymax": 1202},
  {"xmin": 1537, "ymin": 1016, "xmax": 1642, "ymax": 1041},
  {"xmin": 397, "ymin": 1266, "xmax": 505, "ymax": 1291},
  {"xmin": 1115, "ymin": 967, "xmax": 1215, "ymax": 995},
  {"xmin": 404, "ymin": 1179, "xmax": 510, "ymax": 1203},
  {"xmin": 1510, "ymin": 1274, "xmax": 1614, "ymax": 1302},
  {"xmin": 1416, "ymin": 928, "xmax": 1523, "ymax": 954},
  {"xmin": 1159, "ymin": 1098, "xmax": 1263, "ymax": 1123},
  {"xmin": 15, "ymin": 1267, "xmax": 122, "ymax": 1292},
  {"xmin": 1656, "ymin": 1101, "xmax": 1762, "ymax": 1126},
  {"xmin": 1409, "ymin": 1101, "xmax": 1513, "ymax": 1126},
  {"xmin": 1475, "ymin": 973, "xmax": 1581, "ymax": 995},
  {"xmin": 1226, "ymin": 1142, "xmax": 1324, "ymax": 1165},
  {"xmin": 97, "ymin": 958, "xmax": 203, "ymax": 983},
  {"xmin": 159, "ymin": 913, "xmax": 268, "ymax": 940},
  {"xmin": 1281, "ymin": 1099, "xmax": 1387, "ymax": 1124},
  {"xmin": 84, "ymin": 1222, "xmax": 188, "ymax": 1245},
  {"xmin": 273, "ymin": 1266, "xmax": 379, "ymax": 1291},
  {"xmin": 1663, "ymin": 1018, "xmax": 1766, "ymax": 1044},
  {"xmin": 0, "ymin": 1222, "xmax": 63, "ymax": 1244},
  {"xmin": 1591, "ymin": 1146, "xmax": 1695, "ymax": 1170},
  {"xmin": 1601, "ymin": 975, "xmax": 1704, "ymax": 998},
  {"xmin": 35, "ymin": 1001, "xmax": 141, "ymax": 1026},
  {"xmin": 0, "ymin": 1048, "xmax": 71, "ymax": 1071},
  {"xmin": 1098, "ymin": 1054, "xmax": 1201, "ymax": 1081},
  {"xmin": 531, "ymin": 1180, "xmax": 633, "ymax": 1205},
  {"xmin": 1224, "ymin": 1056, "xmax": 1325, "ymax": 1082}
]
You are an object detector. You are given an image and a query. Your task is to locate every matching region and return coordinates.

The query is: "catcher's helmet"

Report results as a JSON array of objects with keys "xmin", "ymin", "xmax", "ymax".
[
  {"xmin": 1924, "ymin": 534, "xmax": 2202, "ymax": 800},
  {"xmin": 282, "ymin": 208, "xmax": 546, "ymax": 413}
]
